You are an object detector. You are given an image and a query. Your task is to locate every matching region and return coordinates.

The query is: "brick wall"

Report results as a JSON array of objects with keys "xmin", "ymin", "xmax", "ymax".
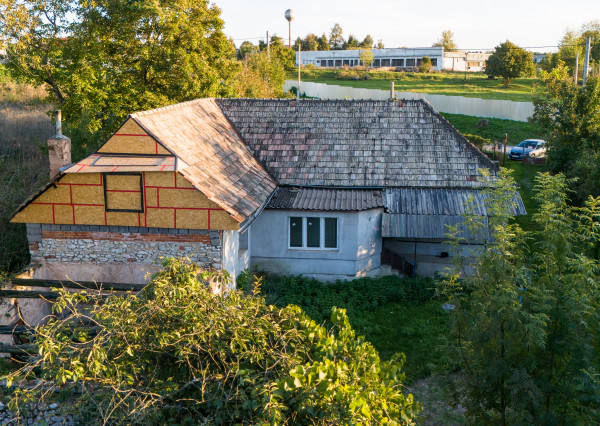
[{"xmin": 26, "ymin": 224, "xmax": 221, "ymax": 269}]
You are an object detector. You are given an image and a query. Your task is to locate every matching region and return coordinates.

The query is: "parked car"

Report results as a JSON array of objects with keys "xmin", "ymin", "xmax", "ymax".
[
  {"xmin": 528, "ymin": 145, "xmax": 547, "ymax": 158},
  {"xmin": 508, "ymin": 139, "xmax": 546, "ymax": 160}
]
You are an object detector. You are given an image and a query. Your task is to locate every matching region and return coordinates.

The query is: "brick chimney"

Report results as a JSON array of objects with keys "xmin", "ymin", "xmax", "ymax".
[{"xmin": 47, "ymin": 110, "xmax": 71, "ymax": 180}]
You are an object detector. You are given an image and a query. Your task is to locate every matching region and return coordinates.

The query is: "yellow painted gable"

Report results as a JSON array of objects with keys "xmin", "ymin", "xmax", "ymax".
[
  {"xmin": 11, "ymin": 172, "xmax": 238, "ymax": 230},
  {"xmin": 97, "ymin": 118, "xmax": 171, "ymax": 155}
]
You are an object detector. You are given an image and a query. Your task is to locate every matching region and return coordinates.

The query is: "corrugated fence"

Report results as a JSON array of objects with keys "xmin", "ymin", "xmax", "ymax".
[{"xmin": 284, "ymin": 80, "xmax": 534, "ymax": 122}]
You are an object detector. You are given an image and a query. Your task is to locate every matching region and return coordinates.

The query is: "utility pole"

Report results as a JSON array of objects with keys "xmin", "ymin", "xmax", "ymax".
[
  {"xmin": 502, "ymin": 133, "xmax": 507, "ymax": 167},
  {"xmin": 266, "ymin": 31, "xmax": 270, "ymax": 58},
  {"xmin": 574, "ymin": 52, "xmax": 579, "ymax": 85},
  {"xmin": 297, "ymin": 45, "xmax": 301, "ymax": 100},
  {"xmin": 583, "ymin": 36, "xmax": 591, "ymax": 84}
]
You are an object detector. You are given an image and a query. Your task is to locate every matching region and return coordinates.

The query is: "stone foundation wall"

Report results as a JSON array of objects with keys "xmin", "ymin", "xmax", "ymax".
[{"xmin": 27, "ymin": 224, "xmax": 221, "ymax": 270}]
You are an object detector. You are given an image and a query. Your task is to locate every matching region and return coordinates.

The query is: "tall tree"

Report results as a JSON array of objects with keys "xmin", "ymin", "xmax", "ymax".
[
  {"xmin": 432, "ymin": 29, "xmax": 457, "ymax": 50},
  {"xmin": 375, "ymin": 39, "xmax": 385, "ymax": 49},
  {"xmin": 302, "ymin": 33, "xmax": 319, "ymax": 51},
  {"xmin": 485, "ymin": 40, "xmax": 535, "ymax": 87},
  {"xmin": 359, "ymin": 34, "xmax": 374, "ymax": 49},
  {"xmin": 442, "ymin": 170, "xmax": 600, "ymax": 424},
  {"xmin": 329, "ymin": 23, "xmax": 344, "ymax": 50},
  {"xmin": 238, "ymin": 41, "xmax": 258, "ymax": 59},
  {"xmin": 1, "ymin": 0, "xmax": 239, "ymax": 155},
  {"xmin": 343, "ymin": 34, "xmax": 359, "ymax": 50},
  {"xmin": 317, "ymin": 33, "xmax": 329, "ymax": 51},
  {"xmin": 359, "ymin": 48, "xmax": 374, "ymax": 74}
]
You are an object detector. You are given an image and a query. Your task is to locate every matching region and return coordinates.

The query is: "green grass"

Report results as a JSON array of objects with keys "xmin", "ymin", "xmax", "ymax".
[
  {"xmin": 441, "ymin": 113, "xmax": 543, "ymax": 146},
  {"xmin": 502, "ymin": 160, "xmax": 545, "ymax": 232},
  {"xmin": 293, "ymin": 69, "xmax": 541, "ymax": 102}
]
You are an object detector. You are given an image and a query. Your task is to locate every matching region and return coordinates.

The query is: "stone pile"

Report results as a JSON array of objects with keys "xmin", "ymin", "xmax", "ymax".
[{"xmin": 0, "ymin": 401, "xmax": 75, "ymax": 425}]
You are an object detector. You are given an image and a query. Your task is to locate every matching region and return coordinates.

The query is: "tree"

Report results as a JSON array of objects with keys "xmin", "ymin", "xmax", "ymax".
[
  {"xmin": 7, "ymin": 259, "xmax": 422, "ymax": 424},
  {"xmin": 238, "ymin": 41, "xmax": 258, "ymax": 59},
  {"xmin": 555, "ymin": 22, "xmax": 600, "ymax": 77},
  {"xmin": 302, "ymin": 33, "xmax": 319, "ymax": 51},
  {"xmin": 485, "ymin": 40, "xmax": 535, "ymax": 87},
  {"xmin": 343, "ymin": 34, "xmax": 359, "ymax": 50},
  {"xmin": 360, "ymin": 48, "xmax": 374, "ymax": 74},
  {"xmin": 359, "ymin": 34, "xmax": 374, "ymax": 49},
  {"xmin": 418, "ymin": 56, "xmax": 432, "ymax": 73},
  {"xmin": 530, "ymin": 75, "xmax": 600, "ymax": 202},
  {"xmin": 441, "ymin": 170, "xmax": 600, "ymax": 424},
  {"xmin": 269, "ymin": 34, "xmax": 295, "ymax": 70},
  {"xmin": 234, "ymin": 50, "xmax": 287, "ymax": 98},
  {"xmin": 1, "ymin": 0, "xmax": 239, "ymax": 157},
  {"xmin": 329, "ymin": 23, "xmax": 344, "ymax": 50},
  {"xmin": 432, "ymin": 30, "xmax": 457, "ymax": 50},
  {"xmin": 375, "ymin": 39, "xmax": 385, "ymax": 49},
  {"xmin": 317, "ymin": 33, "xmax": 330, "ymax": 51}
]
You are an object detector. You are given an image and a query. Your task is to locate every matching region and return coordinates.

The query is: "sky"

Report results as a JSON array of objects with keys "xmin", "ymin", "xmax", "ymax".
[{"xmin": 215, "ymin": 0, "xmax": 598, "ymax": 52}]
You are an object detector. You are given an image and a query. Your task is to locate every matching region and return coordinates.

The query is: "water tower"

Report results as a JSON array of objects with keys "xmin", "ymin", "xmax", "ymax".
[{"xmin": 284, "ymin": 9, "xmax": 294, "ymax": 49}]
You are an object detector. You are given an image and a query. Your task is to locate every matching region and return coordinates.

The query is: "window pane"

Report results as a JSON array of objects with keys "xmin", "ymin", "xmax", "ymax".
[
  {"xmin": 324, "ymin": 218, "xmax": 337, "ymax": 248},
  {"xmin": 289, "ymin": 217, "xmax": 303, "ymax": 247},
  {"xmin": 306, "ymin": 217, "xmax": 320, "ymax": 248}
]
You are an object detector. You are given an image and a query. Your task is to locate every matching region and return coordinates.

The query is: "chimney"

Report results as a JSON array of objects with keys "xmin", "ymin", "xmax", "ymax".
[{"xmin": 47, "ymin": 110, "xmax": 71, "ymax": 180}]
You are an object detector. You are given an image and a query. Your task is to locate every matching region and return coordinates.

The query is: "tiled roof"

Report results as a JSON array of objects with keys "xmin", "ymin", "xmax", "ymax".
[
  {"xmin": 217, "ymin": 98, "xmax": 498, "ymax": 188},
  {"xmin": 63, "ymin": 154, "xmax": 176, "ymax": 173},
  {"xmin": 267, "ymin": 187, "xmax": 384, "ymax": 211},
  {"xmin": 131, "ymin": 99, "xmax": 277, "ymax": 223}
]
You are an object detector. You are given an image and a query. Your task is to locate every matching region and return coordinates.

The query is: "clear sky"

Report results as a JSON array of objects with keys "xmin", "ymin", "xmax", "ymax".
[{"xmin": 215, "ymin": 0, "xmax": 598, "ymax": 52}]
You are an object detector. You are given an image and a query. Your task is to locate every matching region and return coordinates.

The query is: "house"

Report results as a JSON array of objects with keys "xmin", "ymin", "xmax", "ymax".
[
  {"xmin": 297, "ymin": 48, "xmax": 491, "ymax": 72},
  {"xmin": 11, "ymin": 98, "xmax": 525, "ymax": 284}
]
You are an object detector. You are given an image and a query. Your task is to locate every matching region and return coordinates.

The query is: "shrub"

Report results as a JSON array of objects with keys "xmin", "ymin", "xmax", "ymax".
[
  {"xmin": 462, "ymin": 133, "xmax": 492, "ymax": 150},
  {"xmin": 8, "ymin": 259, "xmax": 421, "ymax": 424},
  {"xmin": 418, "ymin": 57, "xmax": 432, "ymax": 73}
]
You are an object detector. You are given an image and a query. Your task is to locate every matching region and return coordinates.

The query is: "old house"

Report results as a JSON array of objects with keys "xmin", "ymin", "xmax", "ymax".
[{"xmin": 11, "ymin": 98, "xmax": 524, "ymax": 284}]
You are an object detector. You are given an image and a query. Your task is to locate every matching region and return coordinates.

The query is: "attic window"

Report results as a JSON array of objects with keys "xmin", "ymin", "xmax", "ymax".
[{"xmin": 103, "ymin": 172, "xmax": 144, "ymax": 213}]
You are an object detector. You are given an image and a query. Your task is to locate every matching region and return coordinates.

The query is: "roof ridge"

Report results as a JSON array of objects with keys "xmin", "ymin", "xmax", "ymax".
[{"xmin": 131, "ymin": 98, "xmax": 216, "ymax": 117}]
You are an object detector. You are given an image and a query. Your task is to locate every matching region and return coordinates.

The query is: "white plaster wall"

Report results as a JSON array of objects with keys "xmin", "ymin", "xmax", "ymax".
[
  {"xmin": 285, "ymin": 80, "xmax": 534, "ymax": 122},
  {"xmin": 250, "ymin": 209, "xmax": 383, "ymax": 281},
  {"xmin": 221, "ymin": 230, "xmax": 251, "ymax": 286}
]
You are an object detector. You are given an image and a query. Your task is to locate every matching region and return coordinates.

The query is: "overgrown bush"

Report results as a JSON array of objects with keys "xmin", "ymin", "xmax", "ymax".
[
  {"xmin": 7, "ymin": 259, "xmax": 421, "ymax": 424},
  {"xmin": 240, "ymin": 273, "xmax": 436, "ymax": 327},
  {"xmin": 462, "ymin": 133, "xmax": 491, "ymax": 150}
]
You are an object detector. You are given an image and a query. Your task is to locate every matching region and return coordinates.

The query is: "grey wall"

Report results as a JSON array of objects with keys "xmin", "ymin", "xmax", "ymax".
[{"xmin": 250, "ymin": 209, "xmax": 383, "ymax": 281}]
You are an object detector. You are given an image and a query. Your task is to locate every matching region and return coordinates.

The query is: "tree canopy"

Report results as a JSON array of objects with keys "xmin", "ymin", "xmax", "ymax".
[
  {"xmin": 7, "ymin": 259, "xmax": 421, "ymax": 424},
  {"xmin": 485, "ymin": 40, "xmax": 535, "ymax": 86},
  {"xmin": 432, "ymin": 30, "xmax": 457, "ymax": 50},
  {"xmin": 1, "ymin": 0, "xmax": 241, "ymax": 156}
]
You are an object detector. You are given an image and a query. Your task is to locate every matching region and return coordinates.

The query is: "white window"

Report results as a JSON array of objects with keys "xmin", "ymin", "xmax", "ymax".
[{"xmin": 289, "ymin": 216, "xmax": 338, "ymax": 249}]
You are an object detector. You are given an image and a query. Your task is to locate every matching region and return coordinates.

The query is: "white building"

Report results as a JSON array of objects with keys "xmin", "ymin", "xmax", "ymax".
[{"xmin": 297, "ymin": 47, "xmax": 491, "ymax": 72}]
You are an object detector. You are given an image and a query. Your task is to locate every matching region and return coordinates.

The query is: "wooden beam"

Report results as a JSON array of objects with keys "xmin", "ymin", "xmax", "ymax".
[{"xmin": 10, "ymin": 278, "xmax": 146, "ymax": 292}]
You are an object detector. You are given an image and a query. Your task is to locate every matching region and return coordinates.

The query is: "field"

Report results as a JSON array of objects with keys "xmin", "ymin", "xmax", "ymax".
[{"xmin": 292, "ymin": 68, "xmax": 541, "ymax": 102}]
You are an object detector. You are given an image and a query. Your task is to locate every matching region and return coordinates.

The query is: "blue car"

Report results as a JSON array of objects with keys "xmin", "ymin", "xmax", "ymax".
[{"xmin": 508, "ymin": 139, "xmax": 546, "ymax": 160}]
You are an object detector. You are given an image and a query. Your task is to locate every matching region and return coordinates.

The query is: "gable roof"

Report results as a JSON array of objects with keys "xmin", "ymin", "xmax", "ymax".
[
  {"xmin": 128, "ymin": 99, "xmax": 277, "ymax": 223},
  {"xmin": 217, "ymin": 98, "xmax": 497, "ymax": 188}
]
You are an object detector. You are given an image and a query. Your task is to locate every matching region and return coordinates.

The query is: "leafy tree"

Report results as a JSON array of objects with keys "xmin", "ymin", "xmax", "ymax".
[
  {"xmin": 7, "ymin": 259, "xmax": 422, "ymax": 424},
  {"xmin": 293, "ymin": 36, "xmax": 302, "ymax": 51},
  {"xmin": 485, "ymin": 40, "xmax": 535, "ymax": 87},
  {"xmin": 269, "ymin": 34, "xmax": 295, "ymax": 70},
  {"xmin": 531, "ymin": 75, "xmax": 600, "ymax": 202},
  {"xmin": 317, "ymin": 33, "xmax": 330, "ymax": 51},
  {"xmin": 329, "ymin": 23, "xmax": 344, "ymax": 50},
  {"xmin": 418, "ymin": 57, "xmax": 432, "ymax": 73},
  {"xmin": 360, "ymin": 48, "xmax": 374, "ymax": 74},
  {"xmin": 375, "ymin": 39, "xmax": 385, "ymax": 49},
  {"xmin": 344, "ymin": 34, "xmax": 360, "ymax": 50},
  {"xmin": 442, "ymin": 170, "xmax": 600, "ymax": 424},
  {"xmin": 302, "ymin": 33, "xmax": 319, "ymax": 51},
  {"xmin": 359, "ymin": 34, "xmax": 374, "ymax": 49},
  {"xmin": 1, "ymin": 0, "xmax": 239, "ymax": 157},
  {"xmin": 432, "ymin": 29, "xmax": 457, "ymax": 50},
  {"xmin": 238, "ymin": 41, "xmax": 258, "ymax": 59},
  {"xmin": 235, "ymin": 50, "xmax": 287, "ymax": 98}
]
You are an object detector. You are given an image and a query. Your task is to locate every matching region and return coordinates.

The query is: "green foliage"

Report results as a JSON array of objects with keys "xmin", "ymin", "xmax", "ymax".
[
  {"xmin": 432, "ymin": 30, "xmax": 457, "ymax": 50},
  {"xmin": 418, "ymin": 57, "xmax": 432, "ymax": 73},
  {"xmin": 553, "ymin": 21, "xmax": 600, "ymax": 77},
  {"xmin": 360, "ymin": 48, "xmax": 374, "ymax": 72},
  {"xmin": 462, "ymin": 133, "xmax": 491, "ymax": 150},
  {"xmin": 329, "ymin": 23, "xmax": 344, "ymax": 50},
  {"xmin": 485, "ymin": 40, "xmax": 535, "ymax": 87},
  {"xmin": 1, "ymin": 0, "xmax": 240, "ymax": 157},
  {"xmin": 235, "ymin": 50, "xmax": 288, "ymax": 98},
  {"xmin": 531, "ymin": 75, "xmax": 600, "ymax": 203},
  {"xmin": 441, "ymin": 170, "xmax": 600, "ymax": 424},
  {"xmin": 441, "ymin": 113, "xmax": 542, "ymax": 145},
  {"xmin": 252, "ymin": 273, "xmax": 436, "ymax": 326},
  {"xmin": 7, "ymin": 259, "xmax": 421, "ymax": 424}
]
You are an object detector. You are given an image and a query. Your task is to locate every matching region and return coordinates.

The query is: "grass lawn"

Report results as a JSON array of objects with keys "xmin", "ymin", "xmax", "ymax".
[
  {"xmin": 441, "ymin": 113, "xmax": 543, "ymax": 146},
  {"xmin": 293, "ymin": 69, "xmax": 541, "ymax": 102},
  {"xmin": 502, "ymin": 160, "xmax": 546, "ymax": 232}
]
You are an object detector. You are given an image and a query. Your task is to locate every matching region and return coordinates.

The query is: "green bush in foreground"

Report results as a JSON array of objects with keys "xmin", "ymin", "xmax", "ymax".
[{"xmin": 7, "ymin": 259, "xmax": 421, "ymax": 424}]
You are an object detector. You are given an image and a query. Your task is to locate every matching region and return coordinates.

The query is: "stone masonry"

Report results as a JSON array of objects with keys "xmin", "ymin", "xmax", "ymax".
[{"xmin": 27, "ymin": 224, "xmax": 222, "ymax": 270}]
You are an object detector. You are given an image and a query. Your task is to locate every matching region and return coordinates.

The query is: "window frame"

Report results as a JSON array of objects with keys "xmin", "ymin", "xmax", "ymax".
[
  {"xmin": 102, "ymin": 172, "xmax": 145, "ymax": 213},
  {"xmin": 288, "ymin": 215, "xmax": 339, "ymax": 251}
]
